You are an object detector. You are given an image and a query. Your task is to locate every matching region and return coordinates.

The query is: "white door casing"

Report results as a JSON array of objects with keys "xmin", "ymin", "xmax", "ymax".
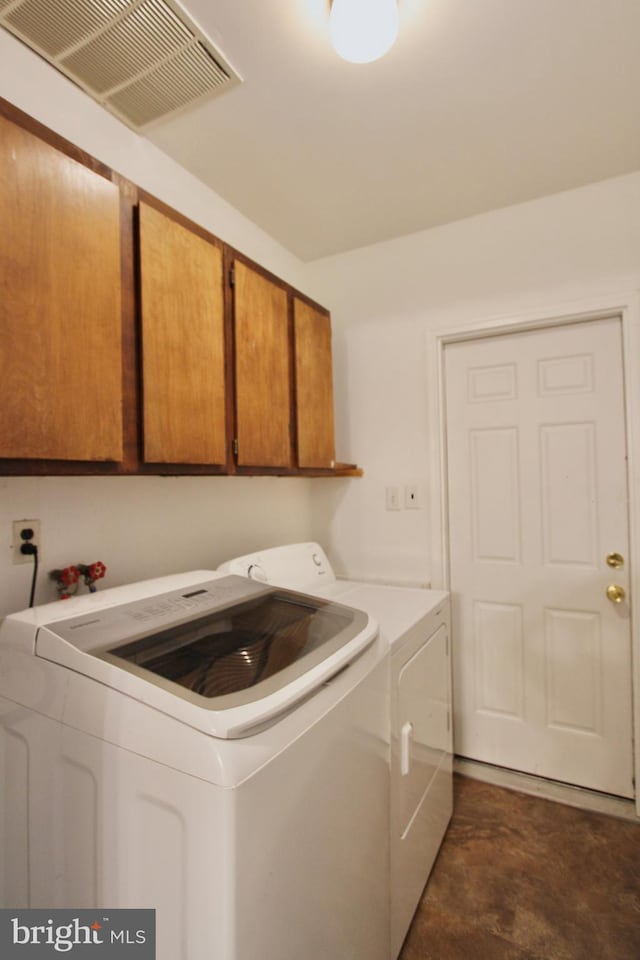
[{"xmin": 438, "ymin": 312, "xmax": 636, "ymax": 799}]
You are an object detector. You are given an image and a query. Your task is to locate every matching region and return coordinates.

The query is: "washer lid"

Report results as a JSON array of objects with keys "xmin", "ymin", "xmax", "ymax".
[{"xmin": 35, "ymin": 575, "xmax": 377, "ymax": 738}]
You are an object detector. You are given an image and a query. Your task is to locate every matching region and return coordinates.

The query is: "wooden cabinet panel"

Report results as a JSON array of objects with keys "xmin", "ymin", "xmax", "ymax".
[
  {"xmin": 234, "ymin": 261, "xmax": 291, "ymax": 468},
  {"xmin": 139, "ymin": 202, "xmax": 227, "ymax": 465},
  {"xmin": 0, "ymin": 114, "xmax": 123, "ymax": 461},
  {"xmin": 293, "ymin": 298, "xmax": 336, "ymax": 470}
]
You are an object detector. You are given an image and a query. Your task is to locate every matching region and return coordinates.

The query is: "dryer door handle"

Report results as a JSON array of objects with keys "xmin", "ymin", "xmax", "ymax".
[{"xmin": 400, "ymin": 721, "xmax": 413, "ymax": 776}]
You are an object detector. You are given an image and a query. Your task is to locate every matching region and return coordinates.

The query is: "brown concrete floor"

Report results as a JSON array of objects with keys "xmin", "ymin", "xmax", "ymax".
[{"xmin": 399, "ymin": 774, "xmax": 640, "ymax": 960}]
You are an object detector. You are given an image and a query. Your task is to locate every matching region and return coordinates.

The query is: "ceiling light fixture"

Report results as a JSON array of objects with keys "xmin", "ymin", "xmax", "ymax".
[{"xmin": 330, "ymin": 0, "xmax": 399, "ymax": 64}]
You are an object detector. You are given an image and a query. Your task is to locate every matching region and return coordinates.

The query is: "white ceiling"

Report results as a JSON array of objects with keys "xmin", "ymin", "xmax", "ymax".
[{"xmin": 147, "ymin": 0, "xmax": 640, "ymax": 261}]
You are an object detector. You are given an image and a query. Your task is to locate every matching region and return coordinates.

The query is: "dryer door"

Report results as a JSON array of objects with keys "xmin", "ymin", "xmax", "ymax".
[
  {"xmin": 396, "ymin": 624, "xmax": 450, "ymax": 835},
  {"xmin": 391, "ymin": 622, "xmax": 453, "ymax": 958}
]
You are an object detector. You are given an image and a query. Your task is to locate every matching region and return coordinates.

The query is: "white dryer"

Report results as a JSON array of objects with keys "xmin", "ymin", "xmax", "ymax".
[
  {"xmin": 0, "ymin": 570, "xmax": 390, "ymax": 960},
  {"xmin": 218, "ymin": 543, "xmax": 453, "ymax": 959}
]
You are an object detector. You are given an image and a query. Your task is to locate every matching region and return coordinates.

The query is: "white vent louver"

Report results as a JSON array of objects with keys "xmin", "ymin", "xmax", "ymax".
[{"xmin": 0, "ymin": 0, "xmax": 241, "ymax": 128}]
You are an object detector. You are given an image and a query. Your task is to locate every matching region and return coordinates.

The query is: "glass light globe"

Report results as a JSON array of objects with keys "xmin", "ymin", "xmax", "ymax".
[{"xmin": 330, "ymin": 0, "xmax": 399, "ymax": 64}]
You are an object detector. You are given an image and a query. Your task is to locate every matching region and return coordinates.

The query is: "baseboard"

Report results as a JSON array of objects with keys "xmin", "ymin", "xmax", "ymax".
[{"xmin": 454, "ymin": 757, "xmax": 638, "ymax": 823}]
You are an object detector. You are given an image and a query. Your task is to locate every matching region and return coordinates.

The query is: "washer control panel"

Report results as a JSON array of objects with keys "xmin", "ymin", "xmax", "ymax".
[{"xmin": 219, "ymin": 542, "xmax": 336, "ymax": 591}]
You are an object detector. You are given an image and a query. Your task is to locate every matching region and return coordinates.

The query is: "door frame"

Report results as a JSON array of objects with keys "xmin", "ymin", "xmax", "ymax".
[{"xmin": 426, "ymin": 291, "xmax": 640, "ymax": 816}]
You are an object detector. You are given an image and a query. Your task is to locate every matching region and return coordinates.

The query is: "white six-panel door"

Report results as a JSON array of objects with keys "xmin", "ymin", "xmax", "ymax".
[{"xmin": 445, "ymin": 317, "xmax": 634, "ymax": 797}]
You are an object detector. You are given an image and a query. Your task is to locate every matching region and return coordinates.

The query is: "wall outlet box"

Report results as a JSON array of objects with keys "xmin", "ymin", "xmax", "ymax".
[
  {"xmin": 405, "ymin": 485, "xmax": 421, "ymax": 509},
  {"xmin": 12, "ymin": 519, "xmax": 41, "ymax": 565}
]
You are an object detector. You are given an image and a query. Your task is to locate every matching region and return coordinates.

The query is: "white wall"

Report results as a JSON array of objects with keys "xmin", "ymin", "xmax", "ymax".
[
  {"xmin": 1, "ymin": 477, "xmax": 311, "ymax": 614},
  {"xmin": 3, "ymin": 29, "xmax": 640, "ymax": 612},
  {"xmin": 307, "ymin": 172, "xmax": 640, "ymax": 584},
  {"xmin": 0, "ymin": 32, "xmax": 316, "ymax": 618}
]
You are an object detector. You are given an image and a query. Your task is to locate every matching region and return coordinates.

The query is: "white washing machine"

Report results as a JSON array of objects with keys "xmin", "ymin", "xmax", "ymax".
[
  {"xmin": 218, "ymin": 543, "xmax": 453, "ymax": 959},
  {"xmin": 0, "ymin": 570, "xmax": 390, "ymax": 960}
]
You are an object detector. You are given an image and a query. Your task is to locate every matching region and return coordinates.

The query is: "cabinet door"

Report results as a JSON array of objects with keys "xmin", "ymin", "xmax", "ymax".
[
  {"xmin": 234, "ymin": 261, "xmax": 291, "ymax": 468},
  {"xmin": 139, "ymin": 202, "xmax": 227, "ymax": 465},
  {"xmin": 0, "ymin": 115, "xmax": 123, "ymax": 461},
  {"xmin": 293, "ymin": 298, "xmax": 336, "ymax": 469}
]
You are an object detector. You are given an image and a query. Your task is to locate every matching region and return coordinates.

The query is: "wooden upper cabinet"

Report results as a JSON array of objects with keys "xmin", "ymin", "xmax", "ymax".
[
  {"xmin": 233, "ymin": 260, "xmax": 292, "ymax": 468},
  {"xmin": 293, "ymin": 298, "xmax": 336, "ymax": 470},
  {"xmin": 0, "ymin": 114, "xmax": 123, "ymax": 461},
  {"xmin": 0, "ymin": 101, "xmax": 347, "ymax": 477},
  {"xmin": 138, "ymin": 202, "xmax": 227, "ymax": 465}
]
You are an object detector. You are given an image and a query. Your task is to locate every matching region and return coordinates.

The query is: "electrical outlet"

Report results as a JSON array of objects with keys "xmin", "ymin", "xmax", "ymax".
[
  {"xmin": 385, "ymin": 486, "xmax": 401, "ymax": 511},
  {"xmin": 12, "ymin": 519, "xmax": 41, "ymax": 565},
  {"xmin": 404, "ymin": 484, "xmax": 421, "ymax": 510}
]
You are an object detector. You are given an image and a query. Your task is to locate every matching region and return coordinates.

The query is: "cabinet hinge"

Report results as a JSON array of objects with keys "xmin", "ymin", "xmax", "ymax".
[
  {"xmin": 233, "ymin": 438, "xmax": 238, "ymax": 456},
  {"xmin": 229, "ymin": 265, "xmax": 235, "ymax": 288}
]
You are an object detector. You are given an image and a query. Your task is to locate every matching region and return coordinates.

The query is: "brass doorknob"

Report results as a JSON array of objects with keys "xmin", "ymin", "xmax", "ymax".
[
  {"xmin": 606, "ymin": 552, "xmax": 624, "ymax": 568},
  {"xmin": 606, "ymin": 584, "xmax": 626, "ymax": 604}
]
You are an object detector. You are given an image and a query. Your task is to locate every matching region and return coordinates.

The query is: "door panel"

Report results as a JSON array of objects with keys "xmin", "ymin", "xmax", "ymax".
[
  {"xmin": 445, "ymin": 317, "xmax": 633, "ymax": 797},
  {"xmin": 293, "ymin": 298, "xmax": 336, "ymax": 469},
  {"xmin": 541, "ymin": 423, "xmax": 596, "ymax": 565},
  {"xmin": 233, "ymin": 262, "xmax": 291, "ymax": 468},
  {"xmin": 0, "ymin": 115, "xmax": 122, "ymax": 461},
  {"xmin": 139, "ymin": 202, "xmax": 227, "ymax": 465}
]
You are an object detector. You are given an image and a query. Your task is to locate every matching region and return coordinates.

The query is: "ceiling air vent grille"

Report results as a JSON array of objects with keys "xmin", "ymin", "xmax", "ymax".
[{"xmin": 0, "ymin": 0, "xmax": 242, "ymax": 129}]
